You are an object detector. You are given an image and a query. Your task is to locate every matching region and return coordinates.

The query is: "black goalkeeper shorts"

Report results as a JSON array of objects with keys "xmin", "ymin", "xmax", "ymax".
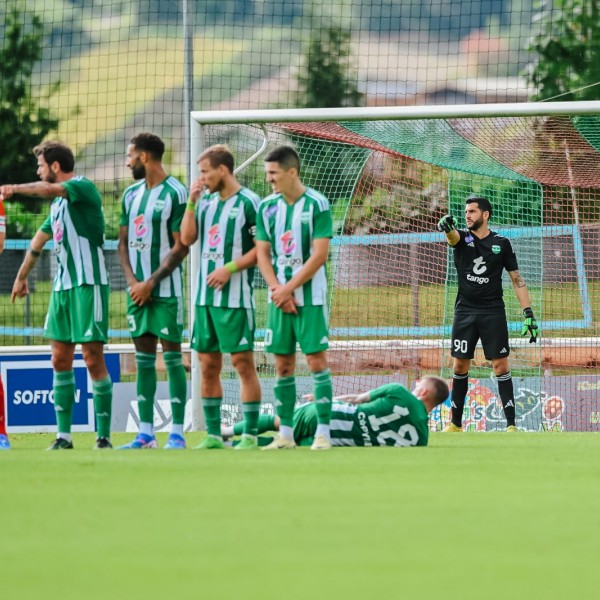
[{"xmin": 451, "ymin": 310, "xmax": 510, "ymax": 360}]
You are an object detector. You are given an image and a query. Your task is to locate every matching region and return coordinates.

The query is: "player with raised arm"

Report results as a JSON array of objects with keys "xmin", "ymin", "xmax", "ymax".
[
  {"xmin": 1, "ymin": 141, "xmax": 113, "ymax": 450},
  {"xmin": 117, "ymin": 133, "xmax": 189, "ymax": 450},
  {"xmin": 437, "ymin": 196, "xmax": 539, "ymax": 432},
  {"xmin": 255, "ymin": 146, "xmax": 334, "ymax": 450},
  {"xmin": 0, "ymin": 198, "xmax": 8, "ymax": 449},
  {"xmin": 180, "ymin": 145, "xmax": 262, "ymax": 450},
  {"xmin": 223, "ymin": 376, "xmax": 449, "ymax": 447}
]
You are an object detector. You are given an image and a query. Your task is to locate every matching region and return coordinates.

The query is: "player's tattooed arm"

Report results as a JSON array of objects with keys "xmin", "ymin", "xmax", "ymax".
[
  {"xmin": 147, "ymin": 234, "xmax": 189, "ymax": 289},
  {"xmin": 509, "ymin": 270, "xmax": 527, "ymax": 288},
  {"xmin": 509, "ymin": 269, "xmax": 534, "ymax": 313}
]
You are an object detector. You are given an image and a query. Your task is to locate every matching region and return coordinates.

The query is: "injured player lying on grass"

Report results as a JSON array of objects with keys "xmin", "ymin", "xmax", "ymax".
[{"xmin": 222, "ymin": 376, "xmax": 449, "ymax": 448}]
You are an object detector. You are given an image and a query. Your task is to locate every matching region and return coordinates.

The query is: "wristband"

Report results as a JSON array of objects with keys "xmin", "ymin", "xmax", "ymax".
[
  {"xmin": 224, "ymin": 261, "xmax": 239, "ymax": 274},
  {"xmin": 29, "ymin": 248, "xmax": 41, "ymax": 258},
  {"xmin": 186, "ymin": 200, "xmax": 197, "ymax": 213}
]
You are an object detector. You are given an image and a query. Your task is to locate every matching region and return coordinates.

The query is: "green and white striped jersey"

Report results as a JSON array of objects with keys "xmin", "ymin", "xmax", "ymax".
[
  {"xmin": 194, "ymin": 187, "xmax": 260, "ymax": 308},
  {"xmin": 330, "ymin": 384, "xmax": 430, "ymax": 447},
  {"xmin": 120, "ymin": 176, "xmax": 187, "ymax": 298},
  {"xmin": 255, "ymin": 187, "xmax": 332, "ymax": 306},
  {"xmin": 40, "ymin": 176, "xmax": 108, "ymax": 291}
]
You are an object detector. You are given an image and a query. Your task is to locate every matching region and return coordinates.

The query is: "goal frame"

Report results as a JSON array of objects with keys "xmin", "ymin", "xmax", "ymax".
[{"xmin": 188, "ymin": 101, "xmax": 600, "ymax": 429}]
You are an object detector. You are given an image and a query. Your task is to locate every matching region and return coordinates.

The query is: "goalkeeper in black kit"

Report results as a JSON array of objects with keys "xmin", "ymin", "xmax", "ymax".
[{"xmin": 437, "ymin": 196, "xmax": 539, "ymax": 432}]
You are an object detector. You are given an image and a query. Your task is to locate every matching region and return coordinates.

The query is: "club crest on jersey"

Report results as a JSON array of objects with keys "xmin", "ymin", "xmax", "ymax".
[
  {"xmin": 465, "ymin": 235, "xmax": 474, "ymax": 243},
  {"xmin": 492, "ymin": 245, "xmax": 501, "ymax": 254},
  {"xmin": 153, "ymin": 199, "xmax": 166, "ymax": 212},
  {"xmin": 228, "ymin": 207, "xmax": 240, "ymax": 220},
  {"xmin": 134, "ymin": 214, "xmax": 147, "ymax": 238},
  {"xmin": 300, "ymin": 212, "xmax": 311, "ymax": 224},
  {"xmin": 208, "ymin": 224, "xmax": 222, "ymax": 249},
  {"xmin": 280, "ymin": 230, "xmax": 296, "ymax": 254}
]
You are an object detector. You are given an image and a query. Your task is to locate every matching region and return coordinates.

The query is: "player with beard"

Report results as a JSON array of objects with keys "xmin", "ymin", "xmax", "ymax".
[
  {"xmin": 180, "ymin": 144, "xmax": 262, "ymax": 450},
  {"xmin": 437, "ymin": 196, "xmax": 539, "ymax": 432},
  {"xmin": 1, "ymin": 141, "xmax": 113, "ymax": 449},
  {"xmin": 118, "ymin": 133, "xmax": 189, "ymax": 449}
]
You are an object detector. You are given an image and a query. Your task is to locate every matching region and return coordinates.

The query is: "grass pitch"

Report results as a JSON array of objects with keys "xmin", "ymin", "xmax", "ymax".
[{"xmin": 2, "ymin": 432, "xmax": 599, "ymax": 600}]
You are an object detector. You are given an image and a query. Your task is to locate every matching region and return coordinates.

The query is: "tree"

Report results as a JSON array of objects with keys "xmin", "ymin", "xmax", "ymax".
[
  {"xmin": 526, "ymin": 0, "xmax": 600, "ymax": 100},
  {"xmin": 296, "ymin": 25, "xmax": 362, "ymax": 109},
  {"xmin": 0, "ymin": 5, "xmax": 59, "ymax": 188}
]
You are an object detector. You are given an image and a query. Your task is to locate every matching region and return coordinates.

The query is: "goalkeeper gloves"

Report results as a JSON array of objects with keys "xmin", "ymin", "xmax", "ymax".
[
  {"xmin": 521, "ymin": 307, "xmax": 539, "ymax": 344},
  {"xmin": 437, "ymin": 215, "xmax": 456, "ymax": 233}
]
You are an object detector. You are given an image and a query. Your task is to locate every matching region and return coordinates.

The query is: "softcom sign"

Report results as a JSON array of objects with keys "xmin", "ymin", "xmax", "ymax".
[{"xmin": 1, "ymin": 354, "xmax": 120, "ymax": 433}]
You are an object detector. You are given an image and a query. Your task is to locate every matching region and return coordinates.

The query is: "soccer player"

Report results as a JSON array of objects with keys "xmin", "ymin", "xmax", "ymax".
[
  {"xmin": 223, "ymin": 376, "xmax": 449, "ymax": 447},
  {"xmin": 256, "ymin": 146, "xmax": 334, "ymax": 450},
  {"xmin": 0, "ymin": 197, "xmax": 8, "ymax": 449},
  {"xmin": 1, "ymin": 141, "xmax": 113, "ymax": 450},
  {"xmin": 117, "ymin": 133, "xmax": 189, "ymax": 450},
  {"xmin": 180, "ymin": 145, "xmax": 262, "ymax": 450},
  {"xmin": 437, "ymin": 195, "xmax": 539, "ymax": 432}
]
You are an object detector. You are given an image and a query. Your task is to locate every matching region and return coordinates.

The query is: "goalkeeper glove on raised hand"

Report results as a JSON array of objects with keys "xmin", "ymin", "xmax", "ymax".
[
  {"xmin": 521, "ymin": 307, "xmax": 539, "ymax": 343},
  {"xmin": 437, "ymin": 215, "xmax": 456, "ymax": 233}
]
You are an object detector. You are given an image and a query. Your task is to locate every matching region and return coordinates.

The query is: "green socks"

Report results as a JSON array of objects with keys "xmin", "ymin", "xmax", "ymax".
[
  {"xmin": 93, "ymin": 375, "xmax": 113, "ymax": 439},
  {"xmin": 274, "ymin": 376, "xmax": 296, "ymax": 428},
  {"xmin": 233, "ymin": 413, "xmax": 275, "ymax": 436},
  {"xmin": 313, "ymin": 369, "xmax": 333, "ymax": 425},
  {"xmin": 53, "ymin": 370, "xmax": 76, "ymax": 434},
  {"xmin": 136, "ymin": 352, "xmax": 157, "ymax": 425},
  {"xmin": 203, "ymin": 397, "xmax": 222, "ymax": 436},
  {"xmin": 164, "ymin": 351, "xmax": 187, "ymax": 426},
  {"xmin": 241, "ymin": 401, "xmax": 261, "ymax": 436}
]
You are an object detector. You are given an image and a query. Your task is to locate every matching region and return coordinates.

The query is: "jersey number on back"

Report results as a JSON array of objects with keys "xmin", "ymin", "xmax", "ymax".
[{"xmin": 368, "ymin": 405, "xmax": 419, "ymax": 447}]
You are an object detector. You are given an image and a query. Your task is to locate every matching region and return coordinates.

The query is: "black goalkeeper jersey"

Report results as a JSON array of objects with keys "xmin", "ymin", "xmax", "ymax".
[{"xmin": 451, "ymin": 229, "xmax": 519, "ymax": 313}]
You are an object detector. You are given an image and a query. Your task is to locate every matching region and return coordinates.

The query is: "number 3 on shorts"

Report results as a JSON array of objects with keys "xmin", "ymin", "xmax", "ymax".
[
  {"xmin": 453, "ymin": 339, "xmax": 468, "ymax": 354},
  {"xmin": 264, "ymin": 328, "xmax": 273, "ymax": 346},
  {"xmin": 127, "ymin": 314, "xmax": 137, "ymax": 332}
]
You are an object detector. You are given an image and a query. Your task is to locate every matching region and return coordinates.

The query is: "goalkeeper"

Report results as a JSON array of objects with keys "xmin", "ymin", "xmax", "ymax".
[
  {"xmin": 437, "ymin": 196, "xmax": 539, "ymax": 433},
  {"xmin": 222, "ymin": 377, "xmax": 449, "ymax": 448}
]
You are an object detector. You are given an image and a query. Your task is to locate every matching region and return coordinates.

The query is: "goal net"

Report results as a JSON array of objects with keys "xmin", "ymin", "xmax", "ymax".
[{"xmin": 192, "ymin": 102, "xmax": 600, "ymax": 433}]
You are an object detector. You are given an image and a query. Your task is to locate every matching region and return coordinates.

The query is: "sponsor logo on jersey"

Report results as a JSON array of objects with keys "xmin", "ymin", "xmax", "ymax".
[
  {"xmin": 472, "ymin": 256, "xmax": 487, "ymax": 274},
  {"xmin": 129, "ymin": 240, "xmax": 151, "ymax": 251},
  {"xmin": 203, "ymin": 252, "xmax": 224, "ymax": 261},
  {"xmin": 134, "ymin": 214, "xmax": 147, "ymax": 238},
  {"xmin": 492, "ymin": 245, "xmax": 501, "ymax": 254},
  {"xmin": 467, "ymin": 273, "xmax": 490, "ymax": 284},
  {"xmin": 208, "ymin": 224, "xmax": 222, "ymax": 249},
  {"xmin": 280, "ymin": 230, "xmax": 296, "ymax": 254},
  {"xmin": 276, "ymin": 256, "xmax": 302, "ymax": 267},
  {"xmin": 53, "ymin": 220, "xmax": 64, "ymax": 243}
]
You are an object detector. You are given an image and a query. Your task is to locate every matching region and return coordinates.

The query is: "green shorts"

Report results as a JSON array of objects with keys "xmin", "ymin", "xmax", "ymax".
[
  {"xmin": 293, "ymin": 403, "xmax": 318, "ymax": 446},
  {"xmin": 191, "ymin": 305, "xmax": 255, "ymax": 354},
  {"xmin": 44, "ymin": 285, "xmax": 109, "ymax": 344},
  {"xmin": 126, "ymin": 295, "xmax": 184, "ymax": 342},
  {"xmin": 264, "ymin": 304, "xmax": 329, "ymax": 355}
]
